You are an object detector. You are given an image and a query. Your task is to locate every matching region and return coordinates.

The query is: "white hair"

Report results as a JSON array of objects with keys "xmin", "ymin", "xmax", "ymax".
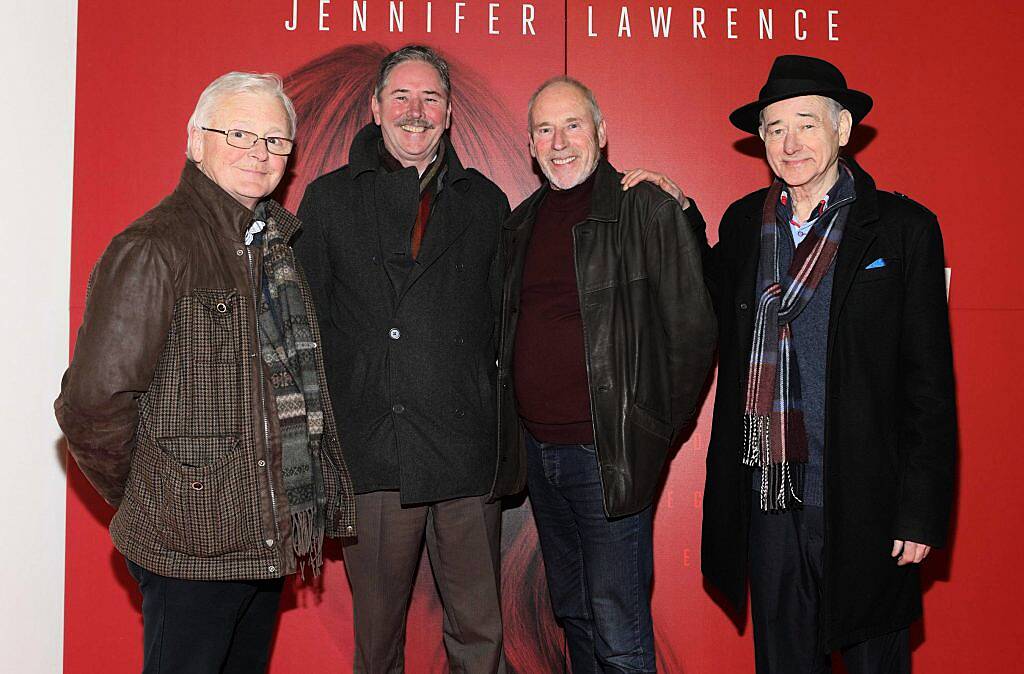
[
  {"xmin": 185, "ymin": 72, "xmax": 296, "ymax": 161},
  {"xmin": 527, "ymin": 76, "xmax": 603, "ymax": 133},
  {"xmin": 758, "ymin": 95, "xmax": 844, "ymax": 136}
]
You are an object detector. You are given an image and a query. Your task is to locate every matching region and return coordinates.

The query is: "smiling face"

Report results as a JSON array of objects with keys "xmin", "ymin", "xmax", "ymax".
[
  {"xmin": 371, "ymin": 60, "xmax": 451, "ymax": 174},
  {"xmin": 189, "ymin": 92, "xmax": 290, "ymax": 210},
  {"xmin": 529, "ymin": 82, "xmax": 607, "ymax": 190},
  {"xmin": 760, "ymin": 95, "xmax": 852, "ymax": 200}
]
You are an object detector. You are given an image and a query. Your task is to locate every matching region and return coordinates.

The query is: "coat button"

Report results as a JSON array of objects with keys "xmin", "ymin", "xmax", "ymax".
[
  {"xmin": 392, "ymin": 403, "xmax": 405, "ymax": 414},
  {"xmin": 455, "ymin": 408, "xmax": 466, "ymax": 418},
  {"xmin": 346, "ymin": 525, "xmax": 354, "ymax": 534},
  {"xmin": 191, "ymin": 481, "xmax": 204, "ymax": 491},
  {"xmin": 389, "ymin": 328, "xmax": 401, "ymax": 340},
  {"xmin": 739, "ymin": 302, "xmax": 749, "ymax": 310},
  {"xmin": 257, "ymin": 459, "xmax": 266, "ymax": 467},
  {"xmin": 268, "ymin": 565, "xmax": 276, "ymax": 573},
  {"xmin": 216, "ymin": 302, "xmax": 228, "ymax": 313},
  {"xmin": 236, "ymin": 249, "xmax": 244, "ymax": 256},
  {"xmin": 265, "ymin": 539, "xmax": 275, "ymax": 547}
]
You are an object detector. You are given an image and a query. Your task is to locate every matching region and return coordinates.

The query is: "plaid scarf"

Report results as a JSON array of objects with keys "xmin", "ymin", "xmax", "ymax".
[
  {"xmin": 743, "ymin": 167, "xmax": 854, "ymax": 511},
  {"xmin": 253, "ymin": 202, "xmax": 326, "ymax": 574}
]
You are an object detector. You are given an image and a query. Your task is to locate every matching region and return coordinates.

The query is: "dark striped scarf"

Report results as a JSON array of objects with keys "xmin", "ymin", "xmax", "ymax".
[
  {"xmin": 378, "ymin": 136, "xmax": 447, "ymax": 258},
  {"xmin": 254, "ymin": 202, "xmax": 326, "ymax": 574},
  {"xmin": 743, "ymin": 167, "xmax": 854, "ymax": 511}
]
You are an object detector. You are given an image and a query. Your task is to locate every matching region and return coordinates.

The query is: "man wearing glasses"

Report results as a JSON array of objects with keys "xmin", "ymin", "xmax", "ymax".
[{"xmin": 56, "ymin": 72, "xmax": 354, "ymax": 672}]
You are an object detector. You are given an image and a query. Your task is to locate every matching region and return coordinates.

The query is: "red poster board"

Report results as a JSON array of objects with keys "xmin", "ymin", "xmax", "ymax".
[{"xmin": 66, "ymin": 1, "xmax": 1024, "ymax": 671}]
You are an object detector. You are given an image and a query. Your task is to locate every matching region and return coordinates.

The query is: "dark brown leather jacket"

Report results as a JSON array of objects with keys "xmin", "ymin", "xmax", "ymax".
[
  {"xmin": 491, "ymin": 160, "xmax": 716, "ymax": 517},
  {"xmin": 56, "ymin": 163, "xmax": 355, "ymax": 580}
]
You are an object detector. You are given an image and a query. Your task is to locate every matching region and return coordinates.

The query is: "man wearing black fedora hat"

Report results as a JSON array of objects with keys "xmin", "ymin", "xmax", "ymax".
[
  {"xmin": 629, "ymin": 54, "xmax": 957, "ymax": 671},
  {"xmin": 706, "ymin": 54, "xmax": 956, "ymax": 673}
]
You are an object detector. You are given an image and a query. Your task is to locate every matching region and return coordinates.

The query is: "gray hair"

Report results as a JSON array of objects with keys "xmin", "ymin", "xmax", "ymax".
[
  {"xmin": 374, "ymin": 45, "xmax": 451, "ymax": 100},
  {"xmin": 185, "ymin": 72, "xmax": 296, "ymax": 161},
  {"xmin": 758, "ymin": 95, "xmax": 844, "ymax": 136},
  {"xmin": 527, "ymin": 76, "xmax": 603, "ymax": 132}
]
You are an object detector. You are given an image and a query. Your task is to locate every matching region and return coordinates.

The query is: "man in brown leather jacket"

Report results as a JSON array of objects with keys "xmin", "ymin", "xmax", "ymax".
[
  {"xmin": 55, "ymin": 72, "xmax": 354, "ymax": 673},
  {"xmin": 490, "ymin": 77, "xmax": 716, "ymax": 673}
]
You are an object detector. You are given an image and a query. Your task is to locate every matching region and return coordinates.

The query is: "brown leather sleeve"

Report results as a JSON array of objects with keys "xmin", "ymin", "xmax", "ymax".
[
  {"xmin": 55, "ymin": 229, "xmax": 176, "ymax": 506},
  {"xmin": 644, "ymin": 199, "xmax": 718, "ymax": 431}
]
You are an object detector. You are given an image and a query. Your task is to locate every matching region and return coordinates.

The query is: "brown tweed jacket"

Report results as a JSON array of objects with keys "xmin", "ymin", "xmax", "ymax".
[{"xmin": 56, "ymin": 163, "xmax": 355, "ymax": 581}]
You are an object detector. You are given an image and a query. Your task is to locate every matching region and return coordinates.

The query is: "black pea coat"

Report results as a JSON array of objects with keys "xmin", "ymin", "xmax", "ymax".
[
  {"xmin": 698, "ymin": 158, "xmax": 956, "ymax": 651},
  {"xmin": 296, "ymin": 124, "xmax": 510, "ymax": 504}
]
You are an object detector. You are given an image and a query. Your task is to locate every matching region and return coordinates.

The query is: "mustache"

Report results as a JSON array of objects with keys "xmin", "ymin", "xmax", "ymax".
[{"xmin": 395, "ymin": 117, "xmax": 435, "ymax": 129}]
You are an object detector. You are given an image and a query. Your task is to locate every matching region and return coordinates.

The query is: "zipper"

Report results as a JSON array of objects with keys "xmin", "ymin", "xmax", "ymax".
[
  {"xmin": 246, "ymin": 244, "xmax": 283, "ymax": 552},
  {"xmin": 571, "ymin": 219, "xmax": 609, "ymax": 514}
]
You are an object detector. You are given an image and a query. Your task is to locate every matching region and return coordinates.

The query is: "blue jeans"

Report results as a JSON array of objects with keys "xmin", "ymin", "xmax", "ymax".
[{"xmin": 526, "ymin": 432, "xmax": 656, "ymax": 673}]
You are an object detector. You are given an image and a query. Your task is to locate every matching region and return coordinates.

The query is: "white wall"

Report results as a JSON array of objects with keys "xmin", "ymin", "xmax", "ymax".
[{"xmin": 0, "ymin": 1, "xmax": 76, "ymax": 671}]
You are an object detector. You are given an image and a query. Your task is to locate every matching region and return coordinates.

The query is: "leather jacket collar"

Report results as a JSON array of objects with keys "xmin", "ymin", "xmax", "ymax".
[
  {"xmin": 179, "ymin": 161, "xmax": 298, "ymax": 243},
  {"xmin": 504, "ymin": 158, "xmax": 622, "ymax": 230}
]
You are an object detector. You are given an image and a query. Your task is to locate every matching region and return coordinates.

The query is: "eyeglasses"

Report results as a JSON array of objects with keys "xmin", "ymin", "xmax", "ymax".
[{"xmin": 201, "ymin": 127, "xmax": 294, "ymax": 156}]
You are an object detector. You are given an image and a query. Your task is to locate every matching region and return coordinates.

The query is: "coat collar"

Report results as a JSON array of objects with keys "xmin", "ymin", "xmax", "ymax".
[
  {"xmin": 826, "ymin": 156, "xmax": 879, "ymax": 348},
  {"xmin": 176, "ymin": 161, "xmax": 300, "ymax": 243},
  {"xmin": 178, "ymin": 161, "xmax": 254, "ymax": 242},
  {"xmin": 504, "ymin": 158, "xmax": 622, "ymax": 230},
  {"xmin": 348, "ymin": 123, "xmax": 471, "ymax": 189}
]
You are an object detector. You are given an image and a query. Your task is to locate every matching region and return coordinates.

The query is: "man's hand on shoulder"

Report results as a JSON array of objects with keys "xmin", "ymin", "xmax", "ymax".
[
  {"xmin": 620, "ymin": 168, "xmax": 691, "ymax": 211},
  {"xmin": 892, "ymin": 539, "xmax": 932, "ymax": 566}
]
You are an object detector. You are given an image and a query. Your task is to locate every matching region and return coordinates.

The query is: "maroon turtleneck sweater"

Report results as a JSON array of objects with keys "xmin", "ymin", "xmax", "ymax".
[{"xmin": 513, "ymin": 170, "xmax": 597, "ymax": 444}]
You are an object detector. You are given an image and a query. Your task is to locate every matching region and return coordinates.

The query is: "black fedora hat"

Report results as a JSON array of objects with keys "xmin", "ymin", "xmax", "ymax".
[{"xmin": 729, "ymin": 55, "xmax": 873, "ymax": 135}]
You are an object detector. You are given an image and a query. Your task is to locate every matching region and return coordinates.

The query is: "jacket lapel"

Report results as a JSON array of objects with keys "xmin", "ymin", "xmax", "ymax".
[
  {"xmin": 372, "ymin": 169, "xmax": 418, "ymax": 301},
  {"xmin": 735, "ymin": 208, "xmax": 762, "ymax": 358},
  {"xmin": 402, "ymin": 182, "xmax": 472, "ymax": 297},
  {"xmin": 827, "ymin": 159, "xmax": 880, "ymax": 347},
  {"xmin": 401, "ymin": 148, "xmax": 474, "ymax": 300}
]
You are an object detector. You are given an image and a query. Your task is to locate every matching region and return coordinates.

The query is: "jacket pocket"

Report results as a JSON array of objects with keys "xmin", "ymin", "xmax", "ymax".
[
  {"xmin": 156, "ymin": 435, "xmax": 257, "ymax": 558},
  {"xmin": 627, "ymin": 403, "xmax": 674, "ymax": 442},
  {"xmin": 183, "ymin": 289, "xmax": 242, "ymax": 362},
  {"xmin": 852, "ymin": 258, "xmax": 901, "ymax": 284}
]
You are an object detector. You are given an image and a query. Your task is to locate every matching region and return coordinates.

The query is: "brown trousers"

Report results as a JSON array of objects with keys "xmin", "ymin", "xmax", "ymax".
[{"xmin": 344, "ymin": 491, "xmax": 507, "ymax": 673}]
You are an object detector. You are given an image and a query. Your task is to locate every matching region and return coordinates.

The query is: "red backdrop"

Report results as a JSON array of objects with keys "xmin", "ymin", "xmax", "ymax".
[{"xmin": 66, "ymin": 1, "xmax": 1024, "ymax": 671}]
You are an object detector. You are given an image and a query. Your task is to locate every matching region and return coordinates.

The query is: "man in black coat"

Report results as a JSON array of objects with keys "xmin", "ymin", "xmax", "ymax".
[
  {"xmin": 695, "ymin": 56, "xmax": 955, "ymax": 672},
  {"xmin": 295, "ymin": 46, "xmax": 510, "ymax": 673}
]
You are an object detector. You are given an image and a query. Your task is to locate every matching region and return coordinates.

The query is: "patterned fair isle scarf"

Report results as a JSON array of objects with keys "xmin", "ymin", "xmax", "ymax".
[
  {"xmin": 743, "ymin": 167, "xmax": 854, "ymax": 511},
  {"xmin": 253, "ymin": 202, "xmax": 326, "ymax": 574}
]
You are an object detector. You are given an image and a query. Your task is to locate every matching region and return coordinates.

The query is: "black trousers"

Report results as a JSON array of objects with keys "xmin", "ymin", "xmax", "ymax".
[
  {"xmin": 126, "ymin": 559, "xmax": 284, "ymax": 674},
  {"xmin": 748, "ymin": 503, "xmax": 911, "ymax": 674}
]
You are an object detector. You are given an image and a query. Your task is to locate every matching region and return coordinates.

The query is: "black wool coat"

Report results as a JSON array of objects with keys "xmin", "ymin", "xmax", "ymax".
[
  {"xmin": 698, "ymin": 158, "xmax": 956, "ymax": 651},
  {"xmin": 296, "ymin": 125, "xmax": 510, "ymax": 504}
]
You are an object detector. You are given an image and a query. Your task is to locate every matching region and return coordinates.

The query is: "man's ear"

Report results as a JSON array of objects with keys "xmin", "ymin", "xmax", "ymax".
[
  {"xmin": 838, "ymin": 109, "xmax": 853, "ymax": 147},
  {"xmin": 597, "ymin": 119, "xmax": 608, "ymax": 149},
  {"xmin": 370, "ymin": 93, "xmax": 382, "ymax": 125},
  {"xmin": 189, "ymin": 125, "xmax": 204, "ymax": 163}
]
